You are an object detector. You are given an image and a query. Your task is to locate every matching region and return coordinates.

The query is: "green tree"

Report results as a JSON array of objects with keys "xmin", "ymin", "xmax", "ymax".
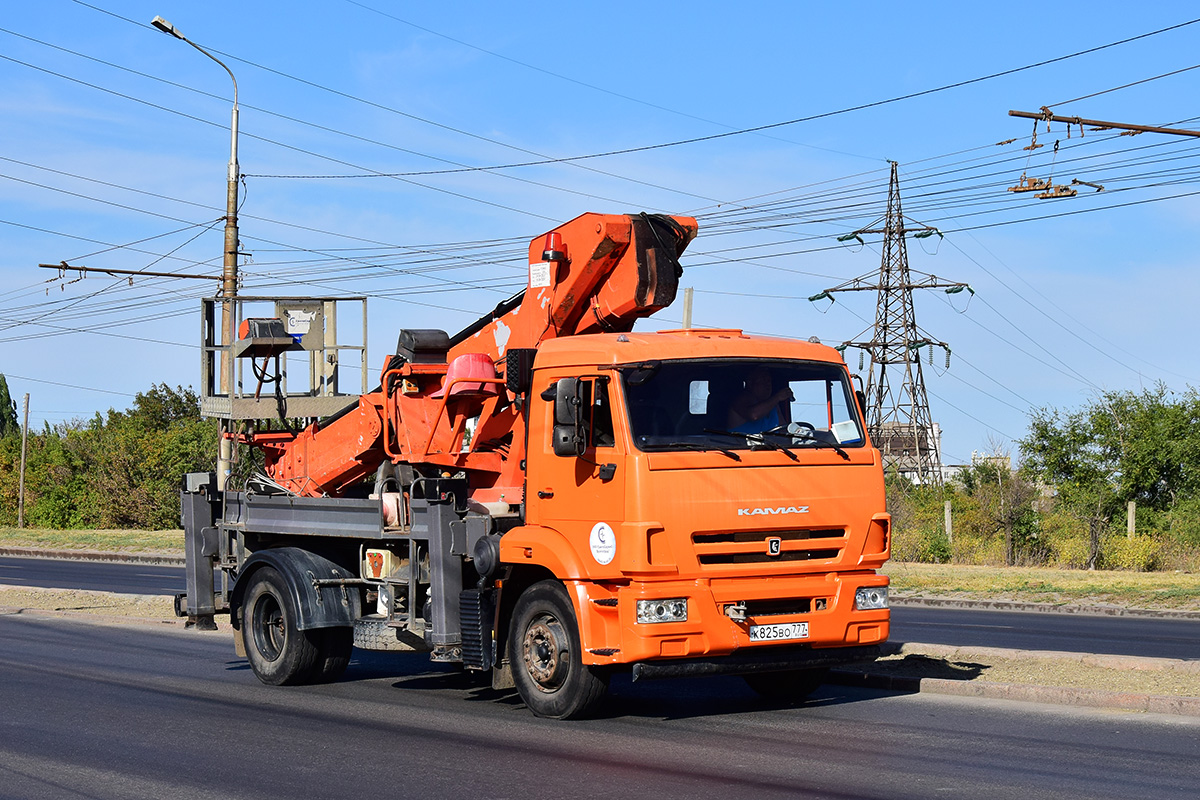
[
  {"xmin": 957, "ymin": 457, "xmax": 1038, "ymax": 566},
  {"xmin": 89, "ymin": 384, "xmax": 218, "ymax": 529},
  {"xmin": 0, "ymin": 374, "xmax": 17, "ymax": 437},
  {"xmin": 1022, "ymin": 404, "xmax": 1121, "ymax": 569},
  {"xmin": 1019, "ymin": 385, "xmax": 1200, "ymax": 569},
  {"xmin": 0, "ymin": 383, "xmax": 217, "ymax": 529}
]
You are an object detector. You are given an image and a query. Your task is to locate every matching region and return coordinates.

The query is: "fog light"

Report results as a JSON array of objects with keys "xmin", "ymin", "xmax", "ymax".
[
  {"xmin": 636, "ymin": 598, "xmax": 688, "ymax": 624},
  {"xmin": 855, "ymin": 586, "xmax": 888, "ymax": 610}
]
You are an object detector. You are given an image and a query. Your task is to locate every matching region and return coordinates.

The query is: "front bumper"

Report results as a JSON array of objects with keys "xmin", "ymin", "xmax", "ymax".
[
  {"xmin": 630, "ymin": 643, "xmax": 881, "ymax": 681},
  {"xmin": 569, "ymin": 570, "xmax": 889, "ymax": 666}
]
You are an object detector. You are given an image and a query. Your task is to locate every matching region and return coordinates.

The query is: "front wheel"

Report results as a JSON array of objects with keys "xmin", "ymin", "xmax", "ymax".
[{"xmin": 508, "ymin": 580, "xmax": 609, "ymax": 719}]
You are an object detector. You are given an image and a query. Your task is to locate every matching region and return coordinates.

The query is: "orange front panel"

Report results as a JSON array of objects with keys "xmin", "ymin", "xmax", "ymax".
[{"xmin": 572, "ymin": 572, "xmax": 890, "ymax": 665}]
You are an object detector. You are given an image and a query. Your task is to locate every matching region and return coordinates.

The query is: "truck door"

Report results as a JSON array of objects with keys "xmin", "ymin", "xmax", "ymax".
[{"xmin": 527, "ymin": 375, "xmax": 626, "ymax": 542}]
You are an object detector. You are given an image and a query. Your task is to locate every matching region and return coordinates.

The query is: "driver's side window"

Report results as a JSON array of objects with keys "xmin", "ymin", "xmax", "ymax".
[{"xmin": 587, "ymin": 378, "xmax": 615, "ymax": 448}]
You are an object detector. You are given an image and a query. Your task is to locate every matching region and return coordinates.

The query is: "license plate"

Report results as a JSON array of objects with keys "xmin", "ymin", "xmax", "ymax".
[{"xmin": 748, "ymin": 621, "xmax": 809, "ymax": 642}]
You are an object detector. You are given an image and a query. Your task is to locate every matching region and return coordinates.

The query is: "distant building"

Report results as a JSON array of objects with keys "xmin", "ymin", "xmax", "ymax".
[
  {"xmin": 970, "ymin": 450, "xmax": 1012, "ymax": 472},
  {"xmin": 874, "ymin": 421, "xmax": 942, "ymax": 484}
]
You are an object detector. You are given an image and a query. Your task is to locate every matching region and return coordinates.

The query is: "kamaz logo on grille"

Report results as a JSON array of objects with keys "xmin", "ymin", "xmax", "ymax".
[
  {"xmin": 737, "ymin": 506, "xmax": 809, "ymax": 516},
  {"xmin": 767, "ymin": 537, "xmax": 782, "ymax": 556}
]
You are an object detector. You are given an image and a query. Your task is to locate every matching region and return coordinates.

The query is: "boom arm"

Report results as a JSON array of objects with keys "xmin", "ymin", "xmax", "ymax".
[{"xmin": 247, "ymin": 212, "xmax": 697, "ymax": 499}]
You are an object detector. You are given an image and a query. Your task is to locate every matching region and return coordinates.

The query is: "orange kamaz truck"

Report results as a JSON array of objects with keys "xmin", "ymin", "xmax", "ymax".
[{"xmin": 179, "ymin": 212, "xmax": 890, "ymax": 718}]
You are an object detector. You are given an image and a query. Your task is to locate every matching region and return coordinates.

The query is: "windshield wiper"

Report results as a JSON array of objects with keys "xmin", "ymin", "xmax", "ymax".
[
  {"xmin": 706, "ymin": 427, "xmax": 851, "ymax": 461},
  {"xmin": 703, "ymin": 428, "xmax": 798, "ymax": 461},
  {"xmin": 785, "ymin": 428, "xmax": 851, "ymax": 460},
  {"xmin": 797, "ymin": 437, "xmax": 851, "ymax": 461},
  {"xmin": 640, "ymin": 439, "xmax": 742, "ymax": 461}
]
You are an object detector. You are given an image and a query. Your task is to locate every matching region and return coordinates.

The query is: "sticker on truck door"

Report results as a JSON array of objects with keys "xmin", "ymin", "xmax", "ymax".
[{"xmin": 589, "ymin": 522, "xmax": 616, "ymax": 565}]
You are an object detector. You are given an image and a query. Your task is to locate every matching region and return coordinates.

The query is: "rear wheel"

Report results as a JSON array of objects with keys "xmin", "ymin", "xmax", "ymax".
[
  {"xmin": 743, "ymin": 667, "xmax": 829, "ymax": 701},
  {"xmin": 242, "ymin": 566, "xmax": 322, "ymax": 685},
  {"xmin": 509, "ymin": 580, "xmax": 609, "ymax": 719}
]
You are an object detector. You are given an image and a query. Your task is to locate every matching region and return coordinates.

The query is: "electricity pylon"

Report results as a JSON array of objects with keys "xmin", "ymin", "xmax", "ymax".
[{"xmin": 811, "ymin": 162, "xmax": 970, "ymax": 484}]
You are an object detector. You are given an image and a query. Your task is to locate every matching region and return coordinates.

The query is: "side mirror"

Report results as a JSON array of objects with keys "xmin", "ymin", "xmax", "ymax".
[
  {"xmin": 855, "ymin": 389, "xmax": 867, "ymax": 418},
  {"xmin": 552, "ymin": 378, "xmax": 586, "ymax": 457}
]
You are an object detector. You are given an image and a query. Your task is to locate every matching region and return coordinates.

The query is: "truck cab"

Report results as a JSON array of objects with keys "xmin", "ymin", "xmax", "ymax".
[{"xmin": 495, "ymin": 328, "xmax": 889, "ymax": 715}]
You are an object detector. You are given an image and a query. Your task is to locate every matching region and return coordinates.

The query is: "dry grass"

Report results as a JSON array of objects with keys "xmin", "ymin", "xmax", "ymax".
[
  {"xmin": 0, "ymin": 527, "xmax": 183, "ymax": 554},
  {"xmin": 885, "ymin": 561, "xmax": 1200, "ymax": 610}
]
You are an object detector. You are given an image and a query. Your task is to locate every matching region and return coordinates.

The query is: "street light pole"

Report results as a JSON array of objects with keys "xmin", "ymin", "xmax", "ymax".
[{"xmin": 152, "ymin": 15, "xmax": 239, "ymax": 491}]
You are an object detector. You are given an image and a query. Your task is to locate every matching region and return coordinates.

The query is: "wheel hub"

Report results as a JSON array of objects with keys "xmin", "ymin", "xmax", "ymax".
[
  {"xmin": 252, "ymin": 595, "xmax": 286, "ymax": 662},
  {"xmin": 521, "ymin": 613, "xmax": 568, "ymax": 692}
]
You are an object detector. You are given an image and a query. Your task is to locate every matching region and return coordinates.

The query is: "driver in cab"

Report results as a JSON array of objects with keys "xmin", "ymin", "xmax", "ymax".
[{"xmin": 727, "ymin": 366, "xmax": 793, "ymax": 434}]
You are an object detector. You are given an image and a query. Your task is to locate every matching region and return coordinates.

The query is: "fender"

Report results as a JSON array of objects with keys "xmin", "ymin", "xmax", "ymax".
[
  {"xmin": 497, "ymin": 525, "xmax": 589, "ymax": 579},
  {"xmin": 230, "ymin": 547, "xmax": 361, "ymax": 631}
]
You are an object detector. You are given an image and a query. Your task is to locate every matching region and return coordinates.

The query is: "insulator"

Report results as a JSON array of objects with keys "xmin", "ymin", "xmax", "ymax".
[
  {"xmin": 859, "ymin": 351, "xmax": 864, "ymax": 370},
  {"xmin": 945, "ymin": 349, "xmax": 951, "ymax": 369},
  {"xmin": 928, "ymin": 344, "xmax": 934, "ymax": 365}
]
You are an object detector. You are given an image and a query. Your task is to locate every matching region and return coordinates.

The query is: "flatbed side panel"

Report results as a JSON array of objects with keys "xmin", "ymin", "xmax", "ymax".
[{"xmin": 225, "ymin": 493, "xmax": 384, "ymax": 538}]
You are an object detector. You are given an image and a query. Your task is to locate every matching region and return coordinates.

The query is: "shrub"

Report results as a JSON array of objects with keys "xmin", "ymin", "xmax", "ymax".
[{"xmin": 1101, "ymin": 535, "xmax": 1162, "ymax": 572}]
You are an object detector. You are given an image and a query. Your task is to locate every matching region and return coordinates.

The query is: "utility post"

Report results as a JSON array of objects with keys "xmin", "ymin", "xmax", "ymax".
[
  {"xmin": 152, "ymin": 15, "xmax": 240, "ymax": 491},
  {"xmin": 18, "ymin": 393, "xmax": 29, "ymax": 529}
]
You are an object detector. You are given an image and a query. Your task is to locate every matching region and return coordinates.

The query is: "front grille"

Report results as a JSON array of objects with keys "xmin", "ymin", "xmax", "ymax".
[
  {"xmin": 693, "ymin": 529, "xmax": 843, "ymax": 544},
  {"xmin": 693, "ymin": 528, "xmax": 845, "ymax": 567},
  {"xmin": 744, "ymin": 598, "xmax": 812, "ymax": 617},
  {"xmin": 698, "ymin": 549, "xmax": 841, "ymax": 565}
]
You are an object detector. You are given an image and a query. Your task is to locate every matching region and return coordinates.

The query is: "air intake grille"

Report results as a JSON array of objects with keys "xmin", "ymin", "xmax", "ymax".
[
  {"xmin": 693, "ymin": 529, "xmax": 845, "ymax": 567},
  {"xmin": 459, "ymin": 589, "xmax": 494, "ymax": 670}
]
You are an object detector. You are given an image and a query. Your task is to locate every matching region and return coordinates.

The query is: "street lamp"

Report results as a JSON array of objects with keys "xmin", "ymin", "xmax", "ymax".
[{"xmin": 152, "ymin": 14, "xmax": 240, "ymax": 491}]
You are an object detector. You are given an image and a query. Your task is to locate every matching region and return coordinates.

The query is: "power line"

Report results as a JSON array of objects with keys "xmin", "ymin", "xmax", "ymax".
[
  {"xmin": 59, "ymin": 0, "xmax": 734, "ymax": 207},
  {"xmin": 0, "ymin": 373, "xmax": 137, "ymax": 397},
  {"xmin": 340, "ymin": 0, "xmax": 880, "ymax": 163},
  {"xmin": 235, "ymin": 16, "xmax": 1200, "ymax": 177}
]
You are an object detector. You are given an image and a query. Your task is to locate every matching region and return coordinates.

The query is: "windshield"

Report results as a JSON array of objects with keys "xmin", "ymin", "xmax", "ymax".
[{"xmin": 621, "ymin": 358, "xmax": 865, "ymax": 452}]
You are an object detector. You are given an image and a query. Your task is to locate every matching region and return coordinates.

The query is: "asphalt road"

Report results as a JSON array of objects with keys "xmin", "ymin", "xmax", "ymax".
[
  {"xmin": 2, "ymin": 555, "xmax": 1198, "ymax": 659},
  {"xmin": 1, "ymin": 614, "xmax": 1196, "ymax": 800},
  {"xmin": 891, "ymin": 605, "xmax": 1200, "ymax": 659},
  {"xmin": 0, "ymin": 554, "xmax": 188, "ymax": 595}
]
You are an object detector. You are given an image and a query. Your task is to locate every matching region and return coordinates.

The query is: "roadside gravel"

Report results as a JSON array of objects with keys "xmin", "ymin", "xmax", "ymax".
[{"xmin": 0, "ymin": 584, "xmax": 178, "ymax": 621}]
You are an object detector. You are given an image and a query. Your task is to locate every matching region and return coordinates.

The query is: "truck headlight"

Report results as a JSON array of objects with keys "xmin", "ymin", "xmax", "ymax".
[
  {"xmin": 636, "ymin": 598, "xmax": 688, "ymax": 624},
  {"xmin": 855, "ymin": 586, "xmax": 888, "ymax": 610}
]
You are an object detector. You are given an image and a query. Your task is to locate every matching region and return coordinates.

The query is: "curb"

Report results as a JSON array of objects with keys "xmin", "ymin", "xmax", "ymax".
[
  {"xmin": 828, "ymin": 668, "xmax": 1200, "ymax": 717},
  {"xmin": 880, "ymin": 641, "xmax": 1200, "ymax": 674}
]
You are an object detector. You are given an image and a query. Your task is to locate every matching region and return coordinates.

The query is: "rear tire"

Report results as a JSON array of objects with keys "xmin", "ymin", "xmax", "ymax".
[
  {"xmin": 242, "ymin": 566, "xmax": 322, "ymax": 686},
  {"xmin": 509, "ymin": 580, "xmax": 609, "ymax": 719},
  {"xmin": 743, "ymin": 667, "xmax": 828, "ymax": 701}
]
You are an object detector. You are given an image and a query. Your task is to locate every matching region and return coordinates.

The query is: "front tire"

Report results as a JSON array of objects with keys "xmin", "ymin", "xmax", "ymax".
[
  {"xmin": 242, "ymin": 566, "xmax": 322, "ymax": 686},
  {"xmin": 509, "ymin": 580, "xmax": 609, "ymax": 719}
]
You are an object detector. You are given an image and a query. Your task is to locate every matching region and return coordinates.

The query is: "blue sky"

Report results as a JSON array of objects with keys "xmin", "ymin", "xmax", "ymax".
[{"xmin": 2, "ymin": 0, "xmax": 1199, "ymax": 465}]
